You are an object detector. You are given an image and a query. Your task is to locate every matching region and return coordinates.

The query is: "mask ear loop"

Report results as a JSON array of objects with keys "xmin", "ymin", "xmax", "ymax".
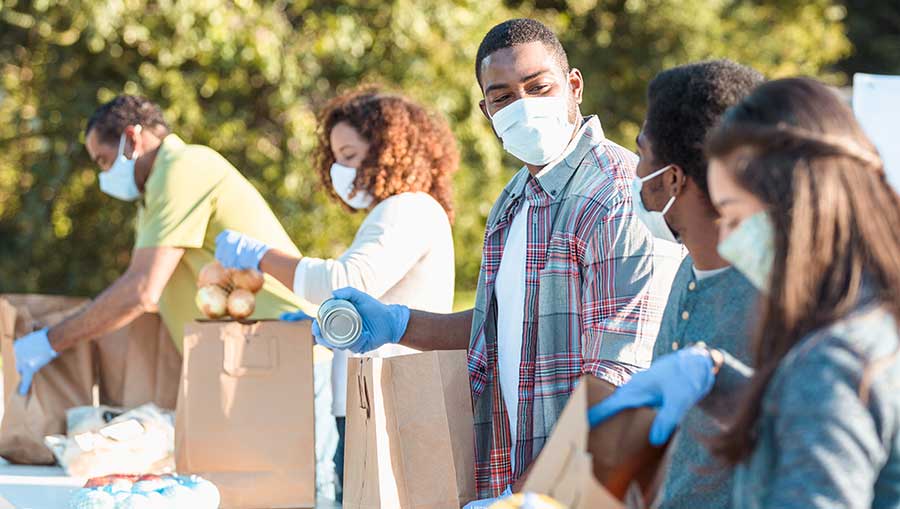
[
  {"xmin": 640, "ymin": 164, "xmax": 678, "ymax": 215},
  {"xmin": 118, "ymin": 125, "xmax": 143, "ymax": 161}
]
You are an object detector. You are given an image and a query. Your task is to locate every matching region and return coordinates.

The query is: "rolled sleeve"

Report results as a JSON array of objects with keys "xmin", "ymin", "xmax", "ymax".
[{"xmin": 580, "ymin": 199, "xmax": 656, "ymax": 375}]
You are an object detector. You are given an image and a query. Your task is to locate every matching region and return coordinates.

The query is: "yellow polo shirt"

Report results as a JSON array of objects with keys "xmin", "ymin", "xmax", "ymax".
[{"xmin": 135, "ymin": 134, "xmax": 318, "ymax": 353}]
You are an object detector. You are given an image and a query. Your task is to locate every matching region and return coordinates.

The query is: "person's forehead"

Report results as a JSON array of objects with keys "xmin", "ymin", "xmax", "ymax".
[
  {"xmin": 85, "ymin": 130, "xmax": 117, "ymax": 161},
  {"xmin": 480, "ymin": 42, "xmax": 562, "ymax": 89},
  {"xmin": 330, "ymin": 121, "xmax": 366, "ymax": 146}
]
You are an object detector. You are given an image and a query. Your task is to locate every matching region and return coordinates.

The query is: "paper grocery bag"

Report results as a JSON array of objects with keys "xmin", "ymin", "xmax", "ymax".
[
  {"xmin": 521, "ymin": 376, "xmax": 668, "ymax": 509},
  {"xmin": 0, "ymin": 295, "xmax": 92, "ymax": 464},
  {"xmin": 176, "ymin": 320, "xmax": 316, "ymax": 509},
  {"xmin": 95, "ymin": 312, "xmax": 182, "ymax": 411},
  {"xmin": 343, "ymin": 350, "xmax": 475, "ymax": 509},
  {"xmin": 0, "ymin": 294, "xmax": 181, "ymax": 464}
]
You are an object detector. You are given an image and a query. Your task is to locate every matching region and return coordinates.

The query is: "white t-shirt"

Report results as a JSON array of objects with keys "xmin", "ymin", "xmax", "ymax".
[
  {"xmin": 692, "ymin": 264, "xmax": 730, "ymax": 281},
  {"xmin": 495, "ymin": 200, "xmax": 530, "ymax": 469}
]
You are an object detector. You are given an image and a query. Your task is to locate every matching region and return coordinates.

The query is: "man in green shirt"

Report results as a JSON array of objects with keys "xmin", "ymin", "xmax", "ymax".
[{"xmin": 11, "ymin": 95, "xmax": 336, "ymax": 495}]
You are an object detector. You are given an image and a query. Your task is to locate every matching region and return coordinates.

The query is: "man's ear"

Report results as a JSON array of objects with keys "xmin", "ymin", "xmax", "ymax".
[
  {"xmin": 123, "ymin": 124, "xmax": 143, "ymax": 158},
  {"xmin": 667, "ymin": 164, "xmax": 689, "ymax": 197},
  {"xmin": 569, "ymin": 68, "xmax": 584, "ymax": 105},
  {"xmin": 479, "ymin": 99, "xmax": 490, "ymax": 122}
]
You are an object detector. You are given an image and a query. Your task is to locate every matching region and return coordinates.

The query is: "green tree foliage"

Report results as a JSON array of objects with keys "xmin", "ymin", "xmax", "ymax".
[
  {"xmin": 835, "ymin": 0, "xmax": 900, "ymax": 75},
  {"xmin": 0, "ymin": 0, "xmax": 848, "ymax": 298}
]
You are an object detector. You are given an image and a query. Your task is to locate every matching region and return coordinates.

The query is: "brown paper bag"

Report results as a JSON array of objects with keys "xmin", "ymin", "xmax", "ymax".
[
  {"xmin": 0, "ymin": 294, "xmax": 181, "ymax": 464},
  {"xmin": 0, "ymin": 295, "xmax": 92, "ymax": 464},
  {"xmin": 521, "ymin": 376, "xmax": 668, "ymax": 509},
  {"xmin": 343, "ymin": 350, "xmax": 475, "ymax": 509},
  {"xmin": 176, "ymin": 320, "xmax": 316, "ymax": 509}
]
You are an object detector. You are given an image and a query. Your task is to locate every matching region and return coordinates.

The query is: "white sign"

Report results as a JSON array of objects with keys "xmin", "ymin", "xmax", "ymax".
[{"xmin": 853, "ymin": 73, "xmax": 900, "ymax": 191}]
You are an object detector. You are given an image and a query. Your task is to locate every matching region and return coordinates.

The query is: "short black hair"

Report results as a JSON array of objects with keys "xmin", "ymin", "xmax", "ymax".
[
  {"xmin": 475, "ymin": 18, "xmax": 570, "ymax": 86},
  {"xmin": 85, "ymin": 95, "xmax": 169, "ymax": 145},
  {"xmin": 644, "ymin": 59, "xmax": 764, "ymax": 197}
]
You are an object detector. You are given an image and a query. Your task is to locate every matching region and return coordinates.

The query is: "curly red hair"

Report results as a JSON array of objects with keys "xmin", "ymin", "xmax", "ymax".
[{"xmin": 315, "ymin": 87, "xmax": 459, "ymax": 222}]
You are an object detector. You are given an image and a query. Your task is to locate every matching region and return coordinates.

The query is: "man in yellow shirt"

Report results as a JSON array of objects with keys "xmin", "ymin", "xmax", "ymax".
[{"xmin": 11, "ymin": 95, "xmax": 336, "ymax": 495}]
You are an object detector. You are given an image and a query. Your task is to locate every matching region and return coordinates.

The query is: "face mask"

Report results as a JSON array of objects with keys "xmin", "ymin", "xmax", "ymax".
[
  {"xmin": 330, "ymin": 162, "xmax": 374, "ymax": 210},
  {"xmin": 99, "ymin": 128, "xmax": 142, "ymax": 202},
  {"xmin": 717, "ymin": 211, "xmax": 775, "ymax": 292},
  {"xmin": 490, "ymin": 96, "xmax": 575, "ymax": 166},
  {"xmin": 631, "ymin": 164, "xmax": 677, "ymax": 243}
]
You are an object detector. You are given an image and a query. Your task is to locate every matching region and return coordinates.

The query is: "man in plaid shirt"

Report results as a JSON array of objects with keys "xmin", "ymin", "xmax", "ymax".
[{"xmin": 311, "ymin": 18, "xmax": 679, "ymax": 498}]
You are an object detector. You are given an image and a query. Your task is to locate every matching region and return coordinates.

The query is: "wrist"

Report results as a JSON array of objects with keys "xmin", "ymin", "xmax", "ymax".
[
  {"xmin": 253, "ymin": 245, "xmax": 271, "ymax": 270},
  {"xmin": 44, "ymin": 327, "xmax": 61, "ymax": 356},
  {"xmin": 388, "ymin": 304, "xmax": 410, "ymax": 344},
  {"xmin": 693, "ymin": 341, "xmax": 724, "ymax": 375}
]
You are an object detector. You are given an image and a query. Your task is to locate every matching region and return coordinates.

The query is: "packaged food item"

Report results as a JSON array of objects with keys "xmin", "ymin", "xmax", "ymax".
[
  {"xmin": 69, "ymin": 473, "xmax": 219, "ymax": 509},
  {"xmin": 317, "ymin": 298, "xmax": 362, "ymax": 347},
  {"xmin": 489, "ymin": 493, "xmax": 568, "ymax": 509},
  {"xmin": 44, "ymin": 403, "xmax": 175, "ymax": 478}
]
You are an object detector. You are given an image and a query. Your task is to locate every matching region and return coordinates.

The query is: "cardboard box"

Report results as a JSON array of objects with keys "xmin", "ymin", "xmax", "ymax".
[{"xmin": 521, "ymin": 376, "xmax": 668, "ymax": 509}]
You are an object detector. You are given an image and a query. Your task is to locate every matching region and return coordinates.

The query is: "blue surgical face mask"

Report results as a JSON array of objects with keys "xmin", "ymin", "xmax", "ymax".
[
  {"xmin": 631, "ymin": 164, "xmax": 677, "ymax": 243},
  {"xmin": 99, "ymin": 127, "xmax": 142, "ymax": 202},
  {"xmin": 489, "ymin": 96, "xmax": 575, "ymax": 166},
  {"xmin": 717, "ymin": 211, "xmax": 775, "ymax": 292}
]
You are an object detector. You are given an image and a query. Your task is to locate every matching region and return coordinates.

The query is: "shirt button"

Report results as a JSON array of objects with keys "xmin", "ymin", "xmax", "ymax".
[
  {"xmin": 681, "ymin": 311, "xmax": 690, "ymax": 320},
  {"xmin": 688, "ymin": 281, "xmax": 697, "ymax": 291},
  {"xmin": 671, "ymin": 341, "xmax": 680, "ymax": 351}
]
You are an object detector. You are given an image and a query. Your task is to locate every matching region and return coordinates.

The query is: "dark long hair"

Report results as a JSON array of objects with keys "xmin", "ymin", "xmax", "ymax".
[{"xmin": 705, "ymin": 77, "xmax": 900, "ymax": 463}]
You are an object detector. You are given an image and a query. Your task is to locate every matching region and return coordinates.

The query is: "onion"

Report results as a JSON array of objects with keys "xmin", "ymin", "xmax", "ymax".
[
  {"xmin": 227, "ymin": 289, "xmax": 256, "ymax": 320},
  {"xmin": 195, "ymin": 285, "xmax": 228, "ymax": 319},
  {"xmin": 230, "ymin": 269, "xmax": 265, "ymax": 293},
  {"xmin": 197, "ymin": 261, "xmax": 232, "ymax": 289}
]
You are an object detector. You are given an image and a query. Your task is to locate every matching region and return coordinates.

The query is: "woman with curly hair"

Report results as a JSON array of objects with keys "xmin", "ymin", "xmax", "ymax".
[{"xmin": 214, "ymin": 87, "xmax": 459, "ymax": 496}]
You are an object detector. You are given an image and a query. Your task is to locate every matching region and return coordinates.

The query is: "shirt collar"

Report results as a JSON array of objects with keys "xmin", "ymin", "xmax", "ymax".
[
  {"xmin": 507, "ymin": 116, "xmax": 605, "ymax": 201},
  {"xmin": 152, "ymin": 133, "xmax": 186, "ymax": 170},
  {"xmin": 141, "ymin": 134, "xmax": 186, "ymax": 205}
]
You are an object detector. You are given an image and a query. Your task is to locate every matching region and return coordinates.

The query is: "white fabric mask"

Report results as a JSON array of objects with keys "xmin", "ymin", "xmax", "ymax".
[
  {"xmin": 631, "ymin": 164, "xmax": 677, "ymax": 243},
  {"xmin": 99, "ymin": 126, "xmax": 142, "ymax": 202},
  {"xmin": 490, "ymin": 96, "xmax": 575, "ymax": 166},
  {"xmin": 330, "ymin": 162, "xmax": 374, "ymax": 210}
]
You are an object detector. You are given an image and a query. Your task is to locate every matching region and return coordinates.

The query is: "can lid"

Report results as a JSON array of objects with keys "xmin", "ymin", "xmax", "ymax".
[{"xmin": 322, "ymin": 310, "xmax": 361, "ymax": 345}]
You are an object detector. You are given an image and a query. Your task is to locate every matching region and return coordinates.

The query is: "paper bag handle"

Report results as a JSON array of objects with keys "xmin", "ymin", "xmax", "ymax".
[
  {"xmin": 357, "ymin": 369, "xmax": 371, "ymax": 418},
  {"xmin": 223, "ymin": 327, "xmax": 278, "ymax": 377}
]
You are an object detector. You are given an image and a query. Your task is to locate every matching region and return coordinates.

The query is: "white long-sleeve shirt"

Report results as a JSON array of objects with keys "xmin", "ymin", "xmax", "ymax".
[{"xmin": 293, "ymin": 192, "xmax": 455, "ymax": 416}]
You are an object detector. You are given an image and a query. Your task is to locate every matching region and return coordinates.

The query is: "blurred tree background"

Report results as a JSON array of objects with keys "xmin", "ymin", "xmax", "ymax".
[{"xmin": 0, "ymin": 0, "xmax": 872, "ymax": 306}]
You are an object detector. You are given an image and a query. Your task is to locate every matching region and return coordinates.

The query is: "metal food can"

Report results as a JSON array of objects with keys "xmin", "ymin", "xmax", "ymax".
[{"xmin": 317, "ymin": 298, "xmax": 362, "ymax": 348}]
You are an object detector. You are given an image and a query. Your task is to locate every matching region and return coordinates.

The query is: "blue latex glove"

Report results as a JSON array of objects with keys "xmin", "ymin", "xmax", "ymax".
[
  {"xmin": 279, "ymin": 310, "xmax": 314, "ymax": 322},
  {"xmin": 312, "ymin": 287, "xmax": 409, "ymax": 354},
  {"xmin": 214, "ymin": 230, "xmax": 271, "ymax": 270},
  {"xmin": 13, "ymin": 328, "xmax": 58, "ymax": 396},
  {"xmin": 462, "ymin": 486, "xmax": 513, "ymax": 509},
  {"xmin": 587, "ymin": 346, "xmax": 715, "ymax": 445}
]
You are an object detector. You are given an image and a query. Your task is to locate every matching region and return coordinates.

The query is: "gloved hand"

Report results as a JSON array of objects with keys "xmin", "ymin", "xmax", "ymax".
[
  {"xmin": 279, "ymin": 310, "xmax": 314, "ymax": 322},
  {"xmin": 587, "ymin": 346, "xmax": 715, "ymax": 445},
  {"xmin": 214, "ymin": 230, "xmax": 271, "ymax": 270},
  {"xmin": 461, "ymin": 487, "xmax": 513, "ymax": 509},
  {"xmin": 312, "ymin": 287, "xmax": 409, "ymax": 354},
  {"xmin": 14, "ymin": 328, "xmax": 59, "ymax": 396}
]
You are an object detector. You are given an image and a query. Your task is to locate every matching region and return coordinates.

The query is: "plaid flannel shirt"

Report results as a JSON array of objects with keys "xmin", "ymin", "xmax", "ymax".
[{"xmin": 467, "ymin": 116, "xmax": 670, "ymax": 497}]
